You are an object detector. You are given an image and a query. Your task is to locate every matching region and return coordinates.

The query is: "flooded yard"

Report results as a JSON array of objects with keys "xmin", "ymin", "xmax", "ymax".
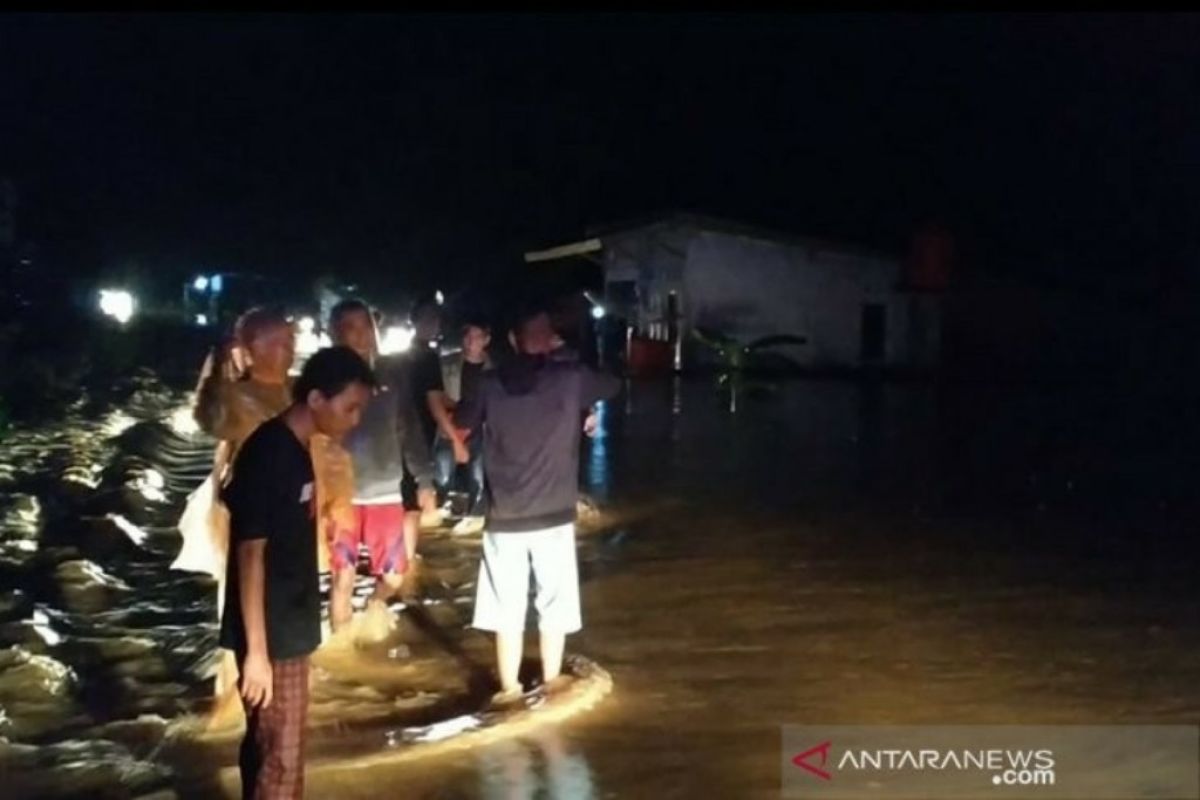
[{"xmin": 2, "ymin": 373, "xmax": 1197, "ymax": 798}]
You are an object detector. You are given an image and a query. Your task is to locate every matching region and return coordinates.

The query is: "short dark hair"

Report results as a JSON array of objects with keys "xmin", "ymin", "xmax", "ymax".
[
  {"xmin": 329, "ymin": 298, "xmax": 372, "ymax": 329},
  {"xmin": 292, "ymin": 346, "xmax": 377, "ymax": 404},
  {"xmin": 511, "ymin": 298, "xmax": 552, "ymax": 338},
  {"xmin": 462, "ymin": 317, "xmax": 491, "ymax": 335}
]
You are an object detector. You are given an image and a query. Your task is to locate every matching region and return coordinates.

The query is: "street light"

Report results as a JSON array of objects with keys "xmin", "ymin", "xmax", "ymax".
[{"xmin": 98, "ymin": 289, "xmax": 136, "ymax": 325}]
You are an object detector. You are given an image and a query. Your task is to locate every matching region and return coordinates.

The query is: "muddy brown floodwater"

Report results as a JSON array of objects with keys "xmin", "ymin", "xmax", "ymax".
[{"xmin": 2, "ymin": 374, "xmax": 1198, "ymax": 798}]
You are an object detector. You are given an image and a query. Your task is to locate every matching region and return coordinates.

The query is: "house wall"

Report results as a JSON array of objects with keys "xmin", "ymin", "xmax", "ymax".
[
  {"xmin": 680, "ymin": 230, "xmax": 917, "ymax": 368},
  {"xmin": 602, "ymin": 225, "xmax": 688, "ymax": 342},
  {"xmin": 600, "ymin": 224, "xmax": 939, "ymax": 370}
]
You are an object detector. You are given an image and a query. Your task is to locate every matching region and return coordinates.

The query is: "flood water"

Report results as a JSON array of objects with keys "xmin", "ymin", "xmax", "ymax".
[{"xmin": 2, "ymin": 373, "xmax": 1199, "ymax": 798}]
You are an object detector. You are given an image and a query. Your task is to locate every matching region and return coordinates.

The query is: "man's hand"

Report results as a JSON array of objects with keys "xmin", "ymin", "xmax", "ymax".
[
  {"xmin": 240, "ymin": 651, "xmax": 273, "ymax": 709},
  {"xmin": 452, "ymin": 436, "xmax": 470, "ymax": 465},
  {"xmin": 583, "ymin": 411, "xmax": 599, "ymax": 438},
  {"xmin": 455, "ymin": 427, "xmax": 473, "ymax": 442},
  {"xmin": 417, "ymin": 487, "xmax": 438, "ymax": 514}
]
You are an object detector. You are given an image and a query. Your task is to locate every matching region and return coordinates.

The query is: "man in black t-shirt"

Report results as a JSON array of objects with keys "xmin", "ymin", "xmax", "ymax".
[
  {"xmin": 405, "ymin": 298, "xmax": 469, "ymax": 541},
  {"xmin": 220, "ymin": 346, "xmax": 374, "ymax": 800},
  {"xmin": 437, "ymin": 319, "xmax": 492, "ymax": 533}
]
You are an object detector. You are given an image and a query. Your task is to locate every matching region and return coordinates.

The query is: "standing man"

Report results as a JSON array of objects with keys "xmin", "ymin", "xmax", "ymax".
[
  {"xmin": 456, "ymin": 303, "xmax": 620, "ymax": 706},
  {"xmin": 220, "ymin": 347, "xmax": 375, "ymax": 799},
  {"xmin": 437, "ymin": 318, "xmax": 492, "ymax": 535},
  {"xmin": 327, "ymin": 299, "xmax": 438, "ymax": 642},
  {"xmin": 408, "ymin": 296, "xmax": 469, "ymax": 533}
]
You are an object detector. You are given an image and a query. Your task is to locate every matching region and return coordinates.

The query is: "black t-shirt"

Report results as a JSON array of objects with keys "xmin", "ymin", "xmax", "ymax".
[
  {"xmin": 410, "ymin": 342, "xmax": 444, "ymax": 445},
  {"xmin": 460, "ymin": 360, "xmax": 484, "ymax": 406},
  {"xmin": 218, "ymin": 416, "xmax": 321, "ymax": 661}
]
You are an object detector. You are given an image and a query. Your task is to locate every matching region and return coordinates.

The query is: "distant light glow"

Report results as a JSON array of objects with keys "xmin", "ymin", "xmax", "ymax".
[
  {"xmin": 195, "ymin": 314, "xmax": 208, "ymax": 326},
  {"xmin": 210, "ymin": 274, "xmax": 223, "ymax": 293},
  {"xmin": 192, "ymin": 275, "xmax": 209, "ymax": 292},
  {"xmin": 295, "ymin": 318, "xmax": 329, "ymax": 358},
  {"xmin": 435, "ymin": 290, "xmax": 445, "ymax": 306},
  {"xmin": 379, "ymin": 324, "xmax": 415, "ymax": 355},
  {"xmin": 98, "ymin": 289, "xmax": 136, "ymax": 325},
  {"xmin": 592, "ymin": 305, "xmax": 606, "ymax": 320}
]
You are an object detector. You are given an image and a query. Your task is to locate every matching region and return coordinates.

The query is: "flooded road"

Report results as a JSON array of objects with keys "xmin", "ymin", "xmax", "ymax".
[{"xmin": 3, "ymin": 374, "xmax": 1199, "ymax": 798}]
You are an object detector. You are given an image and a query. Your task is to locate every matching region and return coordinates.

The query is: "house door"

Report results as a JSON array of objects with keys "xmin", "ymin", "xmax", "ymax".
[{"xmin": 861, "ymin": 303, "xmax": 887, "ymax": 362}]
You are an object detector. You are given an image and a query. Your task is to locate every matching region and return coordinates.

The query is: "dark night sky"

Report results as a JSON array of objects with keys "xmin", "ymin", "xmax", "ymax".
[{"xmin": 3, "ymin": 13, "xmax": 1200, "ymax": 296}]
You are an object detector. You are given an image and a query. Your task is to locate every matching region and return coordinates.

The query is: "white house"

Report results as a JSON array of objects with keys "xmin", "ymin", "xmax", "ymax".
[{"xmin": 525, "ymin": 213, "xmax": 942, "ymax": 371}]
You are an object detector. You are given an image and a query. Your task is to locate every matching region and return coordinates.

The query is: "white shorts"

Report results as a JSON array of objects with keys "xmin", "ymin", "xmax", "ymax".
[{"xmin": 472, "ymin": 523, "xmax": 582, "ymax": 634}]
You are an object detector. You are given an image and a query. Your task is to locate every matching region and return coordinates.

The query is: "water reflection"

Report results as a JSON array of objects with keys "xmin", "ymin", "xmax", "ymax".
[
  {"xmin": 583, "ymin": 400, "xmax": 610, "ymax": 503},
  {"xmin": 475, "ymin": 729, "xmax": 595, "ymax": 800},
  {"xmin": 854, "ymin": 377, "xmax": 884, "ymax": 494}
]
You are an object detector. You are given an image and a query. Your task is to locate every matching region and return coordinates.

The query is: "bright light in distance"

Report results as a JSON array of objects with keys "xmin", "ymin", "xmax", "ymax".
[
  {"xmin": 295, "ymin": 318, "xmax": 329, "ymax": 358},
  {"xmin": 435, "ymin": 290, "xmax": 445, "ymax": 305},
  {"xmin": 192, "ymin": 275, "xmax": 209, "ymax": 291},
  {"xmin": 98, "ymin": 289, "xmax": 136, "ymax": 324},
  {"xmin": 379, "ymin": 324, "xmax": 415, "ymax": 355},
  {"xmin": 210, "ymin": 274, "xmax": 223, "ymax": 293},
  {"xmin": 195, "ymin": 314, "xmax": 208, "ymax": 326},
  {"xmin": 591, "ymin": 304, "xmax": 606, "ymax": 320}
]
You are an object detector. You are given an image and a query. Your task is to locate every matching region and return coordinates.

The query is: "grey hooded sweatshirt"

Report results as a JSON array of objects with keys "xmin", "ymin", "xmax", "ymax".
[{"xmin": 455, "ymin": 354, "xmax": 620, "ymax": 532}]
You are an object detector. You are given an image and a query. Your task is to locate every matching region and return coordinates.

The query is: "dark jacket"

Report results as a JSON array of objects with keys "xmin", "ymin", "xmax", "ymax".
[
  {"xmin": 456, "ymin": 354, "xmax": 620, "ymax": 532},
  {"xmin": 343, "ymin": 354, "xmax": 435, "ymax": 500}
]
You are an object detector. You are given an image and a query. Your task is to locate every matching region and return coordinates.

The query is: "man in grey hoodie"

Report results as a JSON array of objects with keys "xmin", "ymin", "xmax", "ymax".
[
  {"xmin": 327, "ymin": 299, "xmax": 437, "ymax": 639},
  {"xmin": 455, "ymin": 303, "xmax": 620, "ymax": 704}
]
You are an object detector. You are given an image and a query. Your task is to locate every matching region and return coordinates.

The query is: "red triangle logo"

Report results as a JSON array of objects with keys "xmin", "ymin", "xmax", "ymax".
[{"xmin": 792, "ymin": 740, "xmax": 833, "ymax": 781}]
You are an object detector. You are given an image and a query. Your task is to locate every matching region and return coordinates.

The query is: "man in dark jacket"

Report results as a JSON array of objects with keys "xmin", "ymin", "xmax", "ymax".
[
  {"xmin": 328, "ymin": 299, "xmax": 437, "ymax": 641},
  {"xmin": 455, "ymin": 304, "xmax": 620, "ymax": 704}
]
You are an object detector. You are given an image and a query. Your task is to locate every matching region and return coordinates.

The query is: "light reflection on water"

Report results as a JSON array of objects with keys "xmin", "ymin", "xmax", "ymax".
[
  {"xmin": 474, "ymin": 730, "xmax": 595, "ymax": 800},
  {"xmin": 582, "ymin": 400, "xmax": 610, "ymax": 504}
]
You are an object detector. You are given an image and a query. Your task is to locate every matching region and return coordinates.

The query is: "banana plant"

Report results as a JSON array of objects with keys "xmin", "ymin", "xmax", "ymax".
[{"xmin": 691, "ymin": 326, "xmax": 808, "ymax": 412}]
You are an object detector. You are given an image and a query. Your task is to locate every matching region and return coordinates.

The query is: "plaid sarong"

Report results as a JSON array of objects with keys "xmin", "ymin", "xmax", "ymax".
[{"xmin": 238, "ymin": 656, "xmax": 310, "ymax": 800}]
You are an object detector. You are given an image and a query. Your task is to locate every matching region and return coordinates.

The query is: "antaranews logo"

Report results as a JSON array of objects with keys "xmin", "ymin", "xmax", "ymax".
[
  {"xmin": 782, "ymin": 725, "xmax": 1200, "ymax": 800},
  {"xmin": 790, "ymin": 740, "xmax": 1056, "ymax": 787}
]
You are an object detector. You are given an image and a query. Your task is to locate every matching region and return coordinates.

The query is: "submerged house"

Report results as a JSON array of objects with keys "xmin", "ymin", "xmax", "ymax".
[{"xmin": 525, "ymin": 213, "xmax": 945, "ymax": 372}]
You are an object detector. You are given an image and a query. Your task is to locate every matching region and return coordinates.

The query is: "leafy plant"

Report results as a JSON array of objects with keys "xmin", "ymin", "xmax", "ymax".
[
  {"xmin": 691, "ymin": 326, "xmax": 807, "ymax": 370},
  {"xmin": 690, "ymin": 326, "xmax": 808, "ymax": 412}
]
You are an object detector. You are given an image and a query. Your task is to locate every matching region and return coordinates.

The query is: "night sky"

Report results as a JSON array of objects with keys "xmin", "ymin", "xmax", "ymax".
[{"xmin": 2, "ymin": 13, "xmax": 1199, "ymax": 297}]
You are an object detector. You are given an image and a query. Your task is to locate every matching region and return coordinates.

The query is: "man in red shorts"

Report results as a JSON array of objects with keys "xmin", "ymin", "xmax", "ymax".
[{"xmin": 328, "ymin": 299, "xmax": 437, "ymax": 641}]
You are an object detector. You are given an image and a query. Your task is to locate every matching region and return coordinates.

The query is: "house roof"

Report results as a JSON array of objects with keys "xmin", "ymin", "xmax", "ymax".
[{"xmin": 525, "ymin": 211, "xmax": 894, "ymax": 264}]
